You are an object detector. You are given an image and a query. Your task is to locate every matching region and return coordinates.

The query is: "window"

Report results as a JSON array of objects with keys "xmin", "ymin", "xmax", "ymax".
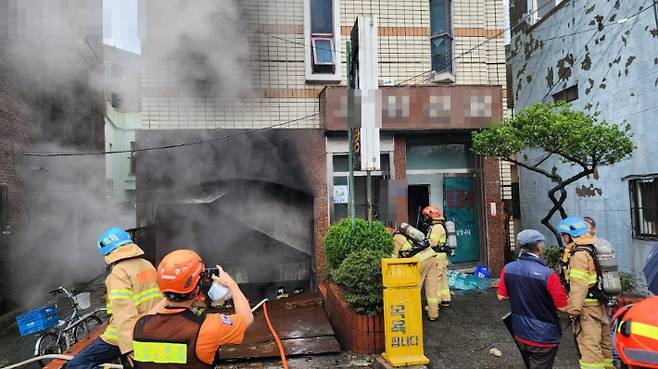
[
  {"xmin": 629, "ymin": 177, "xmax": 658, "ymax": 239},
  {"xmin": 430, "ymin": 0, "xmax": 453, "ymax": 74},
  {"xmin": 553, "ymin": 85, "xmax": 578, "ymax": 102},
  {"xmin": 304, "ymin": 0, "xmax": 340, "ymax": 81},
  {"xmin": 331, "ymin": 154, "xmax": 391, "ymax": 224},
  {"xmin": 530, "ymin": 0, "xmax": 564, "ymax": 23},
  {"xmin": 129, "ymin": 141, "xmax": 136, "ymax": 175},
  {"xmin": 311, "ymin": 37, "xmax": 335, "ymax": 73}
]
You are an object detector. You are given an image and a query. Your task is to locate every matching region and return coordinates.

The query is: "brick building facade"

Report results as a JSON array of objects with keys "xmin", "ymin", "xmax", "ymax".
[{"xmin": 136, "ymin": 0, "xmax": 510, "ymax": 296}]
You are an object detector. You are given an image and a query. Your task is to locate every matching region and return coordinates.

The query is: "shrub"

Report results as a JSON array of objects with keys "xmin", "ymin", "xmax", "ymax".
[
  {"xmin": 619, "ymin": 271, "xmax": 635, "ymax": 294},
  {"xmin": 324, "ymin": 218, "xmax": 393, "ymax": 273},
  {"xmin": 334, "ymin": 249, "xmax": 387, "ymax": 315},
  {"xmin": 543, "ymin": 246, "xmax": 562, "ymax": 271}
]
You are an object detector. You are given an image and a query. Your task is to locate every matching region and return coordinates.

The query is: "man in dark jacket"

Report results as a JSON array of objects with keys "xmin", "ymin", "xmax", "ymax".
[{"xmin": 497, "ymin": 229, "xmax": 569, "ymax": 369}]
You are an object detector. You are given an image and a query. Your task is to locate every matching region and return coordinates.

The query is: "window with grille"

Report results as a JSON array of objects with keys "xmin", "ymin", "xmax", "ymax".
[
  {"xmin": 629, "ymin": 177, "xmax": 658, "ymax": 240},
  {"xmin": 430, "ymin": 0, "xmax": 453, "ymax": 74},
  {"xmin": 553, "ymin": 85, "xmax": 578, "ymax": 103}
]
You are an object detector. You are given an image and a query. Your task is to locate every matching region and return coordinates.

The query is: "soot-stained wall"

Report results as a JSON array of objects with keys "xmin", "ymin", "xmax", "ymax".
[
  {"xmin": 509, "ymin": 0, "xmax": 658, "ymax": 290},
  {"xmin": 135, "ymin": 129, "xmax": 328, "ymax": 295}
]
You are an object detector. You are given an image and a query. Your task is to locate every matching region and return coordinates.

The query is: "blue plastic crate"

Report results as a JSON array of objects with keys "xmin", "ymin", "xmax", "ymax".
[{"xmin": 16, "ymin": 305, "xmax": 59, "ymax": 336}]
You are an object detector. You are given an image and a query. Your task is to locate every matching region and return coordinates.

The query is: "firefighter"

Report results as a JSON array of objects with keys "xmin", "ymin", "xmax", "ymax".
[
  {"xmin": 612, "ymin": 296, "xmax": 658, "ymax": 369},
  {"xmin": 557, "ymin": 217, "xmax": 579, "ymax": 285},
  {"xmin": 392, "ymin": 224, "xmax": 440, "ymax": 321},
  {"xmin": 419, "ymin": 205, "xmax": 451, "ymax": 307},
  {"xmin": 68, "ymin": 227, "xmax": 162, "ymax": 369},
  {"xmin": 564, "ymin": 218, "xmax": 614, "ymax": 369},
  {"xmin": 132, "ymin": 249, "xmax": 254, "ymax": 368}
]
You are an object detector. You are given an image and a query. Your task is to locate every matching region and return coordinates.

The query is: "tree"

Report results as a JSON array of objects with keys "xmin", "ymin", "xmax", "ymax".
[{"xmin": 472, "ymin": 102, "xmax": 635, "ymax": 245}]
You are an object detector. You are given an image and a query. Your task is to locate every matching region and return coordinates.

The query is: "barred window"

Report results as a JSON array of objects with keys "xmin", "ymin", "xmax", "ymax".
[{"xmin": 629, "ymin": 177, "xmax": 658, "ymax": 239}]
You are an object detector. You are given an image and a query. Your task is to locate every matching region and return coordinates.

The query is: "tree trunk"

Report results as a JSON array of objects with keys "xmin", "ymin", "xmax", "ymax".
[{"xmin": 540, "ymin": 168, "xmax": 595, "ymax": 247}]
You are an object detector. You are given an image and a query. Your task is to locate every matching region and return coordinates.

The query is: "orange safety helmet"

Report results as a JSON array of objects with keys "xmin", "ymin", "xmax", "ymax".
[
  {"xmin": 157, "ymin": 249, "xmax": 205, "ymax": 298},
  {"xmin": 614, "ymin": 296, "xmax": 658, "ymax": 368},
  {"xmin": 422, "ymin": 205, "xmax": 444, "ymax": 222}
]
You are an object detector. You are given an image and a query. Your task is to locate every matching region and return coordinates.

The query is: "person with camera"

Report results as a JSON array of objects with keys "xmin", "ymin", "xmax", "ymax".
[{"xmin": 131, "ymin": 249, "xmax": 254, "ymax": 368}]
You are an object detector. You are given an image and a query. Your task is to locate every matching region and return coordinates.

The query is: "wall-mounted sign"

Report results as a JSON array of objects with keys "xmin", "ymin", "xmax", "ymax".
[{"xmin": 333, "ymin": 185, "xmax": 349, "ymax": 204}]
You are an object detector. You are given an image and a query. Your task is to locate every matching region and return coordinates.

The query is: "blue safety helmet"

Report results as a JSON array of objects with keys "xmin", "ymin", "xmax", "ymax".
[
  {"xmin": 97, "ymin": 227, "xmax": 133, "ymax": 255},
  {"xmin": 556, "ymin": 217, "xmax": 589, "ymax": 238}
]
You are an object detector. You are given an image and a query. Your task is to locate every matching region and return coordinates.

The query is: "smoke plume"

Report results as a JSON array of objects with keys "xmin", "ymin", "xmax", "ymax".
[{"xmin": 1, "ymin": 0, "xmax": 252, "ymax": 307}]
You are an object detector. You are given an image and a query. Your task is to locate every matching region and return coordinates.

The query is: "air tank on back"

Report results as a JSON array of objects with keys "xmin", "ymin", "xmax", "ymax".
[
  {"xmin": 595, "ymin": 238, "xmax": 622, "ymax": 296},
  {"xmin": 445, "ymin": 220, "xmax": 458, "ymax": 250}
]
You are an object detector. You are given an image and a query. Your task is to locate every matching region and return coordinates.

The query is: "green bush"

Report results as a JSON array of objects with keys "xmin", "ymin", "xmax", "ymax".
[
  {"xmin": 334, "ymin": 249, "xmax": 387, "ymax": 315},
  {"xmin": 324, "ymin": 218, "xmax": 393, "ymax": 273},
  {"xmin": 619, "ymin": 271, "xmax": 635, "ymax": 294},
  {"xmin": 543, "ymin": 246, "xmax": 562, "ymax": 271}
]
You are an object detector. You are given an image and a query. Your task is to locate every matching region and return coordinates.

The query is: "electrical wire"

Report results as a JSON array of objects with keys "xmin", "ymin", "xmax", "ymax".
[
  {"xmin": 504, "ymin": 5, "xmax": 657, "ymax": 63},
  {"xmin": 520, "ymin": 0, "xmax": 575, "ymax": 107},
  {"xmin": 12, "ymin": 0, "xmax": 595, "ymax": 157},
  {"xmin": 585, "ymin": 0, "xmax": 652, "ymax": 106},
  {"xmin": 546, "ymin": 1, "xmax": 655, "ymax": 104},
  {"xmin": 18, "ymin": 113, "xmax": 319, "ymax": 157},
  {"xmin": 536, "ymin": 0, "xmax": 616, "ymax": 102}
]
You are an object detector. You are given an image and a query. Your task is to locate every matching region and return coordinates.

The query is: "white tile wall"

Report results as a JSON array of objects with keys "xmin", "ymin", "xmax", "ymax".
[{"xmin": 141, "ymin": 0, "xmax": 506, "ymax": 129}]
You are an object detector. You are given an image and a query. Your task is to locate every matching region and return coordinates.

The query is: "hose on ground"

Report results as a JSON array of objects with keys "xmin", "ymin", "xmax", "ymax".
[
  {"xmin": 0, "ymin": 354, "xmax": 73, "ymax": 369},
  {"xmin": 0, "ymin": 355, "xmax": 124, "ymax": 369},
  {"xmin": 251, "ymin": 298, "xmax": 289, "ymax": 368},
  {"xmin": 2, "ymin": 300, "xmax": 285, "ymax": 369},
  {"xmin": 263, "ymin": 301, "xmax": 289, "ymax": 369}
]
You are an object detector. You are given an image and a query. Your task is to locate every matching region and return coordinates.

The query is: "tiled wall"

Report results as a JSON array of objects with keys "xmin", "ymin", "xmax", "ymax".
[{"xmin": 141, "ymin": 0, "xmax": 507, "ymax": 129}]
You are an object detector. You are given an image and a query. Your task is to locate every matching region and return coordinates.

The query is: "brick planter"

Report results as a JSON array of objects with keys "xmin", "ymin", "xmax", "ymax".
[{"xmin": 320, "ymin": 282, "xmax": 385, "ymax": 354}]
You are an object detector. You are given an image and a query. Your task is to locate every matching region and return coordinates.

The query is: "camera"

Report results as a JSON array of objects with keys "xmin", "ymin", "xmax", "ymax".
[{"xmin": 200, "ymin": 267, "xmax": 219, "ymax": 286}]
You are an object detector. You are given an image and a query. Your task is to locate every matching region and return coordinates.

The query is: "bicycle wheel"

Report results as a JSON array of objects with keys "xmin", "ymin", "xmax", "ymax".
[
  {"xmin": 73, "ymin": 315, "xmax": 103, "ymax": 342},
  {"xmin": 36, "ymin": 331, "xmax": 62, "ymax": 367}
]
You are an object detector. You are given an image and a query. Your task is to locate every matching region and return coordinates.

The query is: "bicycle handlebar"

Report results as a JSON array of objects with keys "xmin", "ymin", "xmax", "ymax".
[{"xmin": 48, "ymin": 288, "xmax": 61, "ymax": 295}]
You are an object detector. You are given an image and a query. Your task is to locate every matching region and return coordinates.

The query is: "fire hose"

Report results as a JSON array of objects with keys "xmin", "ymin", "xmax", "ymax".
[
  {"xmin": 252, "ymin": 299, "xmax": 289, "ymax": 369},
  {"xmin": 1, "ymin": 300, "xmax": 288, "ymax": 369}
]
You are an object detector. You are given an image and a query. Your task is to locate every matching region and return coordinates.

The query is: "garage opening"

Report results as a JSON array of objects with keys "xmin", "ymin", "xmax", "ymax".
[{"xmin": 152, "ymin": 180, "xmax": 314, "ymax": 301}]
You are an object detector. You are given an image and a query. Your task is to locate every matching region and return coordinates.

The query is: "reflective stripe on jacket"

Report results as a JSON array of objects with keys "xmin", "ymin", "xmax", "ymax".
[
  {"xmin": 101, "ymin": 243, "xmax": 162, "ymax": 354},
  {"xmin": 428, "ymin": 223, "xmax": 448, "ymax": 261},
  {"xmin": 615, "ymin": 296, "xmax": 658, "ymax": 368},
  {"xmin": 391, "ymin": 234, "xmax": 436, "ymax": 260},
  {"xmin": 133, "ymin": 307, "xmax": 247, "ymax": 369},
  {"xmin": 566, "ymin": 243, "xmax": 601, "ymax": 316}
]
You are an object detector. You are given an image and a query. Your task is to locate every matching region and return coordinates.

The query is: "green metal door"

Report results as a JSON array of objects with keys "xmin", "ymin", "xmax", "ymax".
[{"xmin": 443, "ymin": 177, "xmax": 480, "ymax": 264}]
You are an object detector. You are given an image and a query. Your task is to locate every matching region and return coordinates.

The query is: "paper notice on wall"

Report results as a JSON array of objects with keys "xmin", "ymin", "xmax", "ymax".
[
  {"xmin": 333, "ymin": 185, "xmax": 349, "ymax": 204},
  {"xmin": 490, "ymin": 202, "xmax": 497, "ymax": 216}
]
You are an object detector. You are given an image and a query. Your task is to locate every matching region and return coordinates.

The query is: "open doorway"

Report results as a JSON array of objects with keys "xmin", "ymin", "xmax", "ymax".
[{"xmin": 408, "ymin": 184, "xmax": 430, "ymax": 228}]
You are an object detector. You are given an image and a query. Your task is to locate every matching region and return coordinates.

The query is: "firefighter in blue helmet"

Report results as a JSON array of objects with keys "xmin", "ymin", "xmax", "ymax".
[
  {"xmin": 68, "ymin": 227, "xmax": 162, "ymax": 369},
  {"xmin": 563, "ymin": 218, "xmax": 614, "ymax": 369}
]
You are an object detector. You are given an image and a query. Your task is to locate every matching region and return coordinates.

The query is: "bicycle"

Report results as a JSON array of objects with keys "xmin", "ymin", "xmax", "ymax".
[{"xmin": 34, "ymin": 286, "xmax": 106, "ymax": 367}]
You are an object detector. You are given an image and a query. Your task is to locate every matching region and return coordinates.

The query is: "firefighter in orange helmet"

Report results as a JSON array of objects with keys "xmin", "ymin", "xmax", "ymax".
[
  {"xmin": 419, "ymin": 205, "xmax": 451, "ymax": 307},
  {"xmin": 132, "ymin": 250, "xmax": 254, "ymax": 368},
  {"xmin": 391, "ymin": 224, "xmax": 440, "ymax": 321},
  {"xmin": 612, "ymin": 296, "xmax": 658, "ymax": 369}
]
